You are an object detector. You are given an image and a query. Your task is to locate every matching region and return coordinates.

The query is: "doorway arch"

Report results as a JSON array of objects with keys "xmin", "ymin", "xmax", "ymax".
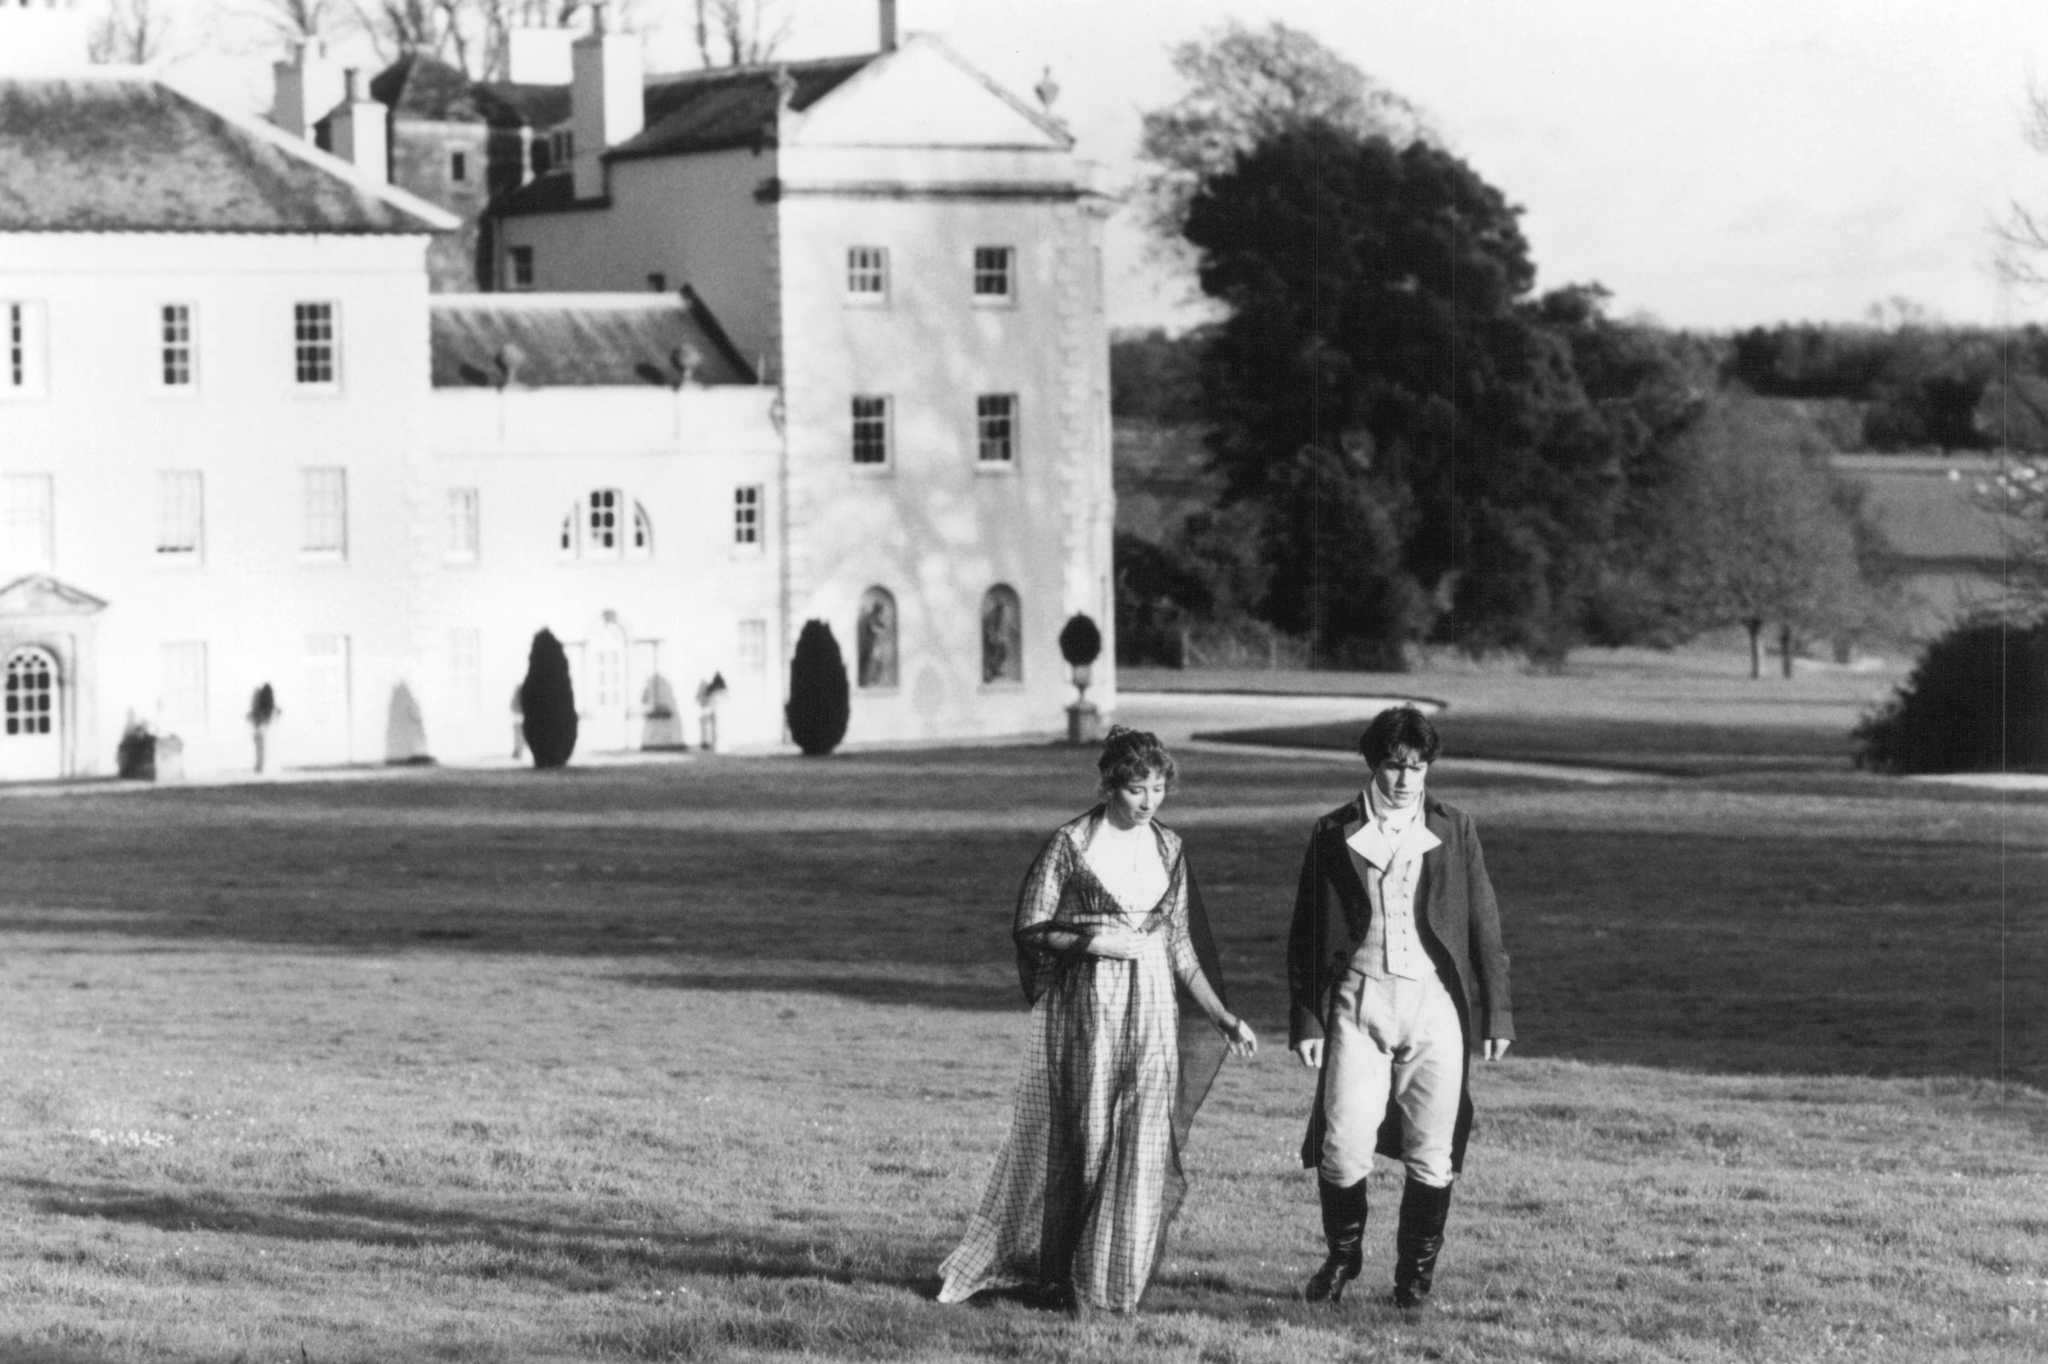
[{"xmin": 0, "ymin": 646, "xmax": 61, "ymax": 781}]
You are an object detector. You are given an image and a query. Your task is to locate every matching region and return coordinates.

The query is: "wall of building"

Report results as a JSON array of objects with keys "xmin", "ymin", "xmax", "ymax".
[
  {"xmin": 420, "ymin": 386, "xmax": 785, "ymax": 757},
  {"xmin": 774, "ymin": 180, "xmax": 1114, "ymax": 745},
  {"xmin": 390, "ymin": 116, "xmax": 494, "ymax": 291},
  {"xmin": 0, "ymin": 231, "xmax": 435, "ymax": 778},
  {"xmin": 493, "ymin": 147, "xmax": 781, "ymax": 369}
]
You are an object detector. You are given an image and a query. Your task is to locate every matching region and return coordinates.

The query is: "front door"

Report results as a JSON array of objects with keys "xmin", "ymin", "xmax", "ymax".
[
  {"xmin": 586, "ymin": 619, "xmax": 630, "ymax": 752},
  {"xmin": 0, "ymin": 646, "xmax": 61, "ymax": 781}
]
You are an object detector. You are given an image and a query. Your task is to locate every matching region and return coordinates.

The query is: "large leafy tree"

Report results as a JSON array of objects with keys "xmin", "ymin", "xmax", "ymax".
[
  {"xmin": 1137, "ymin": 20, "xmax": 1428, "ymax": 245},
  {"xmin": 1185, "ymin": 122, "xmax": 1626, "ymax": 658}
]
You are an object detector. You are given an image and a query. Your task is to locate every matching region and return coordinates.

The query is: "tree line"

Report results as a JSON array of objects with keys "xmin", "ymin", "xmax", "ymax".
[{"xmin": 1116, "ymin": 21, "xmax": 1909, "ymax": 675}]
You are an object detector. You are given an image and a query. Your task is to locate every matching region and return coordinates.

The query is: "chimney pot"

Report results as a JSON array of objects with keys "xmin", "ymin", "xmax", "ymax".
[{"xmin": 343, "ymin": 67, "xmax": 359, "ymax": 101}]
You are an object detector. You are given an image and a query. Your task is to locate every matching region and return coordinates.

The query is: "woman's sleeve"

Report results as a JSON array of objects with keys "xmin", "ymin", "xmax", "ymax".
[
  {"xmin": 1014, "ymin": 830, "xmax": 1071, "ymax": 939},
  {"xmin": 1167, "ymin": 861, "xmax": 1205, "ymax": 988}
]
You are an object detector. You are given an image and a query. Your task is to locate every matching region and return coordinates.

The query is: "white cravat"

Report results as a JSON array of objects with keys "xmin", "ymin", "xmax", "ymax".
[{"xmin": 1347, "ymin": 788, "xmax": 1440, "ymax": 979}]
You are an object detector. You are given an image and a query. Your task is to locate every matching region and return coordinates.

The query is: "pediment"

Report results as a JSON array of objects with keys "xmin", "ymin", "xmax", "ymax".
[
  {"xmin": 0, "ymin": 574, "xmax": 108, "ymax": 617},
  {"xmin": 787, "ymin": 37, "xmax": 1072, "ymax": 151}
]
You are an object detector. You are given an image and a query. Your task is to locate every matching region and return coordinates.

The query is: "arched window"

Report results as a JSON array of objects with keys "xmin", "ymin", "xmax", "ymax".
[
  {"xmin": 559, "ymin": 492, "xmax": 652, "ymax": 561},
  {"xmin": 4, "ymin": 647, "xmax": 55, "ymax": 736},
  {"xmin": 857, "ymin": 586, "xmax": 898, "ymax": 689},
  {"xmin": 981, "ymin": 585, "xmax": 1022, "ymax": 684}
]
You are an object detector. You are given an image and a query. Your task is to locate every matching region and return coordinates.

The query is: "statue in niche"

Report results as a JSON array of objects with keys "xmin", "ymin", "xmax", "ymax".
[{"xmin": 858, "ymin": 589, "xmax": 898, "ymax": 689}]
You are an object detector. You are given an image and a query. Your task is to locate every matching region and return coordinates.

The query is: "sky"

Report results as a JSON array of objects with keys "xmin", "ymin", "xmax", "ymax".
[{"xmin": 156, "ymin": 0, "xmax": 2048, "ymax": 334}]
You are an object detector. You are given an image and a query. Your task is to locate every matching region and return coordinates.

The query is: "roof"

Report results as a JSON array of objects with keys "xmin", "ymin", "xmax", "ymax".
[
  {"xmin": 369, "ymin": 54, "xmax": 484, "ymax": 123},
  {"xmin": 491, "ymin": 169, "xmax": 585, "ymax": 217},
  {"xmin": 0, "ymin": 74, "xmax": 453, "ymax": 235},
  {"xmin": 610, "ymin": 54, "xmax": 877, "ymax": 161},
  {"xmin": 429, "ymin": 292, "xmax": 757, "ymax": 389},
  {"xmin": 472, "ymin": 80, "xmax": 573, "ymax": 130}
]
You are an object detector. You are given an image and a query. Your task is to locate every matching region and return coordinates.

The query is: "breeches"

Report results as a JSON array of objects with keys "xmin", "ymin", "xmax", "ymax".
[{"xmin": 1319, "ymin": 967, "xmax": 1462, "ymax": 1188}]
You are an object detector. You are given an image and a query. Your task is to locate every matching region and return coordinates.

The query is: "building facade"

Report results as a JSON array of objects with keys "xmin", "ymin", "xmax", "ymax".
[{"xmin": 0, "ymin": 9, "xmax": 1116, "ymax": 780}]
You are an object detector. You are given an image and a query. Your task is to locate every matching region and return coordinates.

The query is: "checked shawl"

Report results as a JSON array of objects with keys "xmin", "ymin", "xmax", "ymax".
[{"xmin": 937, "ymin": 809, "xmax": 1233, "ymax": 1313}]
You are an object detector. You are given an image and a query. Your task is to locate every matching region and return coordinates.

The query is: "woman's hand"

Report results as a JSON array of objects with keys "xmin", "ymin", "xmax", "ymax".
[
  {"xmin": 1220, "ymin": 1015, "xmax": 1258, "ymax": 1059},
  {"xmin": 1085, "ymin": 928, "xmax": 1147, "ymax": 960}
]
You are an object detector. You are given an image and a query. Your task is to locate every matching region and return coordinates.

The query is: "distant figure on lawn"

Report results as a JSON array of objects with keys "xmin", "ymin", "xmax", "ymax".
[
  {"xmin": 1288, "ymin": 706, "xmax": 1515, "ymax": 1309},
  {"xmin": 938, "ymin": 726, "xmax": 1257, "ymax": 1315}
]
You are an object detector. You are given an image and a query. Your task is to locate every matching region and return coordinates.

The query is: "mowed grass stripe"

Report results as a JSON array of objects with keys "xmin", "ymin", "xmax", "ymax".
[{"xmin": 0, "ymin": 744, "xmax": 2040, "ymax": 1361}]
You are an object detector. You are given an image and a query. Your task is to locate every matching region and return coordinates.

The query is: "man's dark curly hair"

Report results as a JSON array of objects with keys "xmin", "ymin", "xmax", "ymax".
[
  {"xmin": 1097, "ymin": 725, "xmax": 1177, "ymax": 795},
  {"xmin": 1358, "ymin": 705, "xmax": 1441, "ymax": 768}
]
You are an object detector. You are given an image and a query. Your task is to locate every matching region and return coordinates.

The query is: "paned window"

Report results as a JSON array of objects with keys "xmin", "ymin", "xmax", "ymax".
[
  {"xmin": 294, "ymin": 301, "xmax": 337, "ymax": 386},
  {"xmin": 160, "ymin": 642, "xmax": 209, "ymax": 733},
  {"xmin": 560, "ymin": 493, "xmax": 650, "ymax": 560},
  {"xmin": 160, "ymin": 304, "xmax": 194, "ymax": 388},
  {"xmin": 847, "ymin": 247, "xmax": 888, "ymax": 302},
  {"xmin": 1, "ymin": 474, "xmax": 53, "ymax": 573},
  {"xmin": 450, "ymin": 149, "xmax": 468, "ymax": 182},
  {"xmin": 304, "ymin": 634, "xmax": 351, "ymax": 733},
  {"xmin": 851, "ymin": 395, "xmax": 891, "ymax": 466},
  {"xmin": 977, "ymin": 393, "xmax": 1017, "ymax": 464},
  {"xmin": 156, "ymin": 471, "xmax": 203, "ymax": 560},
  {"xmin": 973, "ymin": 246, "xmax": 1015, "ymax": 302},
  {"xmin": 734, "ymin": 485, "xmax": 761, "ymax": 546},
  {"xmin": 2, "ymin": 301, "xmax": 46, "ymax": 396},
  {"xmin": 737, "ymin": 619, "xmax": 768, "ymax": 678},
  {"xmin": 508, "ymin": 246, "xmax": 535, "ymax": 290},
  {"xmin": 982, "ymin": 584, "xmax": 1023, "ymax": 684},
  {"xmin": 448, "ymin": 628, "xmax": 482, "ymax": 718},
  {"xmin": 4, "ymin": 648, "xmax": 55, "ymax": 736},
  {"xmin": 301, "ymin": 467, "xmax": 347, "ymax": 557},
  {"xmin": 446, "ymin": 487, "xmax": 480, "ymax": 563},
  {"xmin": 647, "ymin": 272, "xmax": 667, "ymax": 293},
  {"xmin": 588, "ymin": 488, "xmax": 620, "ymax": 553}
]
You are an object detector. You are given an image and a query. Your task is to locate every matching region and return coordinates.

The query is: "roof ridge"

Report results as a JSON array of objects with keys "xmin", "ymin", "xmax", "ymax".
[{"xmin": 643, "ymin": 52, "xmax": 876, "ymax": 87}]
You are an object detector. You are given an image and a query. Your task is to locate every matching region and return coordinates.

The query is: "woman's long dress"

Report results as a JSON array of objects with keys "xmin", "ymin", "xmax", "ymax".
[{"xmin": 937, "ymin": 811, "xmax": 1227, "ymax": 1313}]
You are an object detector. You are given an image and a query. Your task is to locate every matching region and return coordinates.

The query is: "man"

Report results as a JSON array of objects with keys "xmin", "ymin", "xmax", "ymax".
[{"xmin": 1286, "ymin": 705, "xmax": 1514, "ymax": 1308}]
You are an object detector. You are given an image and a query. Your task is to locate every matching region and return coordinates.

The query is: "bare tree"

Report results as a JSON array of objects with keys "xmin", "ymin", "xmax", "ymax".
[
  {"xmin": 87, "ymin": 0, "xmax": 180, "ymax": 63},
  {"xmin": 693, "ymin": 0, "xmax": 790, "ymax": 69},
  {"xmin": 238, "ymin": 0, "xmax": 351, "ymax": 46},
  {"xmin": 1137, "ymin": 20, "xmax": 1431, "ymax": 244}
]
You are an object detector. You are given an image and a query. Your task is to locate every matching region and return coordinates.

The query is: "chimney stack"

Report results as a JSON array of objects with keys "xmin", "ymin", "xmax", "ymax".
[
  {"xmin": 879, "ymin": 0, "xmax": 898, "ymax": 51},
  {"xmin": 571, "ymin": 3, "xmax": 644, "ymax": 201},
  {"xmin": 272, "ymin": 38, "xmax": 342, "ymax": 141},
  {"xmin": 328, "ymin": 68, "xmax": 390, "ymax": 184}
]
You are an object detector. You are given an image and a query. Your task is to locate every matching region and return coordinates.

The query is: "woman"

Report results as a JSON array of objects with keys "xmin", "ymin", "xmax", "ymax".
[{"xmin": 938, "ymin": 727, "xmax": 1256, "ymax": 1314}]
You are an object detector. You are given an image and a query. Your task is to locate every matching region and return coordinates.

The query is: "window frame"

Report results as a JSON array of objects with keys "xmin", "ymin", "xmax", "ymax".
[
  {"xmin": 733, "ymin": 484, "xmax": 763, "ymax": 550},
  {"xmin": 976, "ymin": 393, "xmax": 1018, "ymax": 469},
  {"xmin": 507, "ymin": 246, "xmax": 535, "ymax": 291},
  {"xmin": 159, "ymin": 640, "xmax": 210, "ymax": 735},
  {"xmin": 851, "ymin": 394, "xmax": 892, "ymax": 470},
  {"xmin": 292, "ymin": 300, "xmax": 340, "ymax": 391},
  {"xmin": 154, "ymin": 302, "xmax": 198, "ymax": 395},
  {"xmin": 0, "ymin": 300, "xmax": 48, "ymax": 400},
  {"xmin": 1, "ymin": 473, "xmax": 54, "ymax": 573},
  {"xmin": 972, "ymin": 246, "xmax": 1016, "ymax": 306},
  {"xmin": 449, "ymin": 148, "xmax": 468, "ymax": 184},
  {"xmin": 299, "ymin": 466, "xmax": 348, "ymax": 561},
  {"xmin": 155, "ymin": 469, "xmax": 205, "ymax": 565},
  {"xmin": 444, "ymin": 486, "xmax": 480, "ymax": 565},
  {"xmin": 846, "ymin": 246, "xmax": 889, "ymax": 306}
]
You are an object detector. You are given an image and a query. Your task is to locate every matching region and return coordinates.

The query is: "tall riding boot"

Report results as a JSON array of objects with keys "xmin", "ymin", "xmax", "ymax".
[
  {"xmin": 1392, "ymin": 1177, "xmax": 1453, "ymax": 1308},
  {"xmin": 1304, "ymin": 1176, "xmax": 1369, "ymax": 1304}
]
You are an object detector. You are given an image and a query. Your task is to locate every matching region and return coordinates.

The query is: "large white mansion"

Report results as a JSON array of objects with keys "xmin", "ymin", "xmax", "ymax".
[{"xmin": 0, "ymin": 1, "xmax": 1115, "ymax": 781}]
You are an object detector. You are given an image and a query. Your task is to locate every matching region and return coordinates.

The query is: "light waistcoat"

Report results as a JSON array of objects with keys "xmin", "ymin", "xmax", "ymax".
[{"xmin": 1346, "ymin": 787, "xmax": 1442, "ymax": 980}]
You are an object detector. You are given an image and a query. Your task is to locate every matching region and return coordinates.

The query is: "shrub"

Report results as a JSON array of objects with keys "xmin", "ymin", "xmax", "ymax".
[
  {"xmin": 115, "ymin": 718, "xmax": 155, "ymax": 780},
  {"xmin": 1854, "ymin": 615, "xmax": 2048, "ymax": 773},
  {"xmin": 1059, "ymin": 614, "xmax": 1103, "ymax": 669},
  {"xmin": 785, "ymin": 619, "xmax": 850, "ymax": 756},
  {"xmin": 520, "ymin": 629, "xmax": 578, "ymax": 768}
]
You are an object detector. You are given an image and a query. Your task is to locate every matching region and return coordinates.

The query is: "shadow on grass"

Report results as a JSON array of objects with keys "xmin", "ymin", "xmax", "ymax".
[
  {"xmin": 611, "ymin": 970, "xmax": 1022, "ymax": 1012},
  {"xmin": 22, "ymin": 1180, "xmax": 948, "ymax": 1295}
]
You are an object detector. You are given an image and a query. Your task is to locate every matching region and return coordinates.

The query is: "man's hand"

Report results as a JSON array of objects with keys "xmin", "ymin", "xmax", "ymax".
[
  {"xmin": 1290, "ymin": 1038, "xmax": 1323, "ymax": 1070},
  {"xmin": 1483, "ymin": 1038, "xmax": 1511, "ymax": 1062}
]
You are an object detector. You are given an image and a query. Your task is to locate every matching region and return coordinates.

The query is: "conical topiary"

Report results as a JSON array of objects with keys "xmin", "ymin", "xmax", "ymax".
[
  {"xmin": 785, "ymin": 619, "xmax": 850, "ymax": 756},
  {"xmin": 520, "ymin": 628, "xmax": 579, "ymax": 768}
]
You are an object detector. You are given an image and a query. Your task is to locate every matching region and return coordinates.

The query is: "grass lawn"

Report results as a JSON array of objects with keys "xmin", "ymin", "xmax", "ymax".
[{"xmin": 0, "ymin": 729, "xmax": 2043, "ymax": 1361}]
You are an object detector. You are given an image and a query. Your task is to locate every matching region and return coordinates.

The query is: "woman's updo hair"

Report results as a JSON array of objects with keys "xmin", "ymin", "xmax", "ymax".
[{"xmin": 1097, "ymin": 725, "xmax": 1177, "ymax": 795}]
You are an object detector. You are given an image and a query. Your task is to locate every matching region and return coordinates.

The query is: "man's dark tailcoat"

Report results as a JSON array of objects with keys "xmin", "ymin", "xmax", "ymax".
[{"xmin": 1287, "ymin": 792, "xmax": 1516, "ymax": 1172}]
